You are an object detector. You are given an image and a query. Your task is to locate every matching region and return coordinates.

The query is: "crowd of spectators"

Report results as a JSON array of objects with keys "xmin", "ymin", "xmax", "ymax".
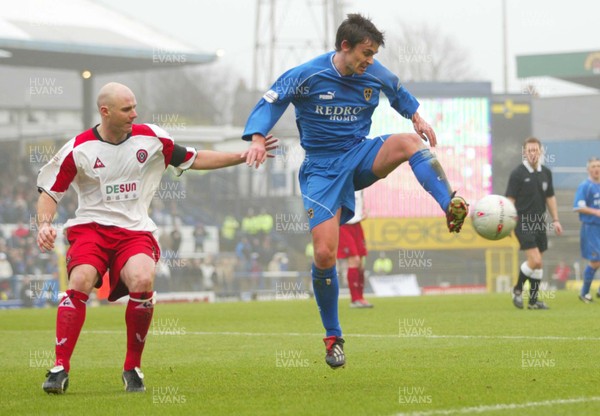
[{"xmin": 0, "ymin": 156, "xmax": 62, "ymax": 302}]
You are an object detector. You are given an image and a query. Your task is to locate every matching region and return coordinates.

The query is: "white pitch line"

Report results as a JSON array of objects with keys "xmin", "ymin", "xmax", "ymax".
[
  {"xmin": 77, "ymin": 330, "xmax": 600, "ymax": 342},
  {"xmin": 393, "ymin": 396, "xmax": 600, "ymax": 416},
  {"xmin": 5, "ymin": 329, "xmax": 600, "ymax": 341}
]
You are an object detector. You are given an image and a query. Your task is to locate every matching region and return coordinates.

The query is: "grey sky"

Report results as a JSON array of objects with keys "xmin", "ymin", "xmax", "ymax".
[{"xmin": 98, "ymin": 0, "xmax": 598, "ymax": 95}]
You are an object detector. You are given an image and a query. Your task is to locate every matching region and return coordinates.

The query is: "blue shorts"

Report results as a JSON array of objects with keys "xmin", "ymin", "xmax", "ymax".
[
  {"xmin": 580, "ymin": 223, "xmax": 600, "ymax": 261},
  {"xmin": 299, "ymin": 136, "xmax": 387, "ymax": 230}
]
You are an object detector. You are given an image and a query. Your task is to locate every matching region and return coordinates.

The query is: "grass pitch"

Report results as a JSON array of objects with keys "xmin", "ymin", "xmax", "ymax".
[{"xmin": 1, "ymin": 291, "xmax": 600, "ymax": 416}]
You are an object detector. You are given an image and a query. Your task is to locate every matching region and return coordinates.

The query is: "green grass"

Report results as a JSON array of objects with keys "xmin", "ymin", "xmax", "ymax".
[{"xmin": 2, "ymin": 292, "xmax": 600, "ymax": 416}]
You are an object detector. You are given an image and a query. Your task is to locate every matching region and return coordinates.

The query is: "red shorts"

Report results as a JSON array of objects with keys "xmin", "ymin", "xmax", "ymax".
[
  {"xmin": 65, "ymin": 223, "xmax": 160, "ymax": 301},
  {"xmin": 337, "ymin": 222, "xmax": 367, "ymax": 259}
]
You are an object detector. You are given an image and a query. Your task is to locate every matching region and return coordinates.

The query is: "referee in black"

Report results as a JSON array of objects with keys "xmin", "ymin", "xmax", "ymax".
[{"xmin": 506, "ymin": 137, "xmax": 563, "ymax": 309}]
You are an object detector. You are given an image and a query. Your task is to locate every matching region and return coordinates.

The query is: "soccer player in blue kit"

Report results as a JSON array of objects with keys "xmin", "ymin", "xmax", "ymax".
[
  {"xmin": 243, "ymin": 14, "xmax": 468, "ymax": 368},
  {"xmin": 574, "ymin": 157, "xmax": 600, "ymax": 303}
]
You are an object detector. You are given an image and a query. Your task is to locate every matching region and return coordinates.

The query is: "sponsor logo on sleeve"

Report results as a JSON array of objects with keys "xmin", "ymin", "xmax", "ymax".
[{"xmin": 263, "ymin": 89, "xmax": 279, "ymax": 103}]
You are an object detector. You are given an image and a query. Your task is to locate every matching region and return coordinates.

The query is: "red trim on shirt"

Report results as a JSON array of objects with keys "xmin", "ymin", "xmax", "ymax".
[
  {"xmin": 73, "ymin": 128, "xmax": 98, "ymax": 148},
  {"xmin": 51, "ymin": 151, "xmax": 77, "ymax": 193},
  {"xmin": 131, "ymin": 124, "xmax": 156, "ymax": 138},
  {"xmin": 160, "ymin": 138, "xmax": 174, "ymax": 167}
]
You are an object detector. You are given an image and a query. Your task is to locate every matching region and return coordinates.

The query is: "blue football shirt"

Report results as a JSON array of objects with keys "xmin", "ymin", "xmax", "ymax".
[
  {"xmin": 574, "ymin": 178, "xmax": 600, "ymax": 225},
  {"xmin": 242, "ymin": 51, "xmax": 419, "ymax": 155}
]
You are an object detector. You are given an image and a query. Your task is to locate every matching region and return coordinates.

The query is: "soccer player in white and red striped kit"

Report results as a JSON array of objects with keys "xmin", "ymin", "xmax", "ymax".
[
  {"xmin": 37, "ymin": 82, "xmax": 276, "ymax": 394},
  {"xmin": 337, "ymin": 191, "xmax": 373, "ymax": 308}
]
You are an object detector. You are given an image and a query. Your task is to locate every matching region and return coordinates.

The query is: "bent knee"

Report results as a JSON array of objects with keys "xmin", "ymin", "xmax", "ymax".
[
  {"xmin": 128, "ymin": 271, "xmax": 154, "ymax": 287},
  {"xmin": 373, "ymin": 134, "xmax": 426, "ymax": 178},
  {"xmin": 68, "ymin": 265, "xmax": 99, "ymax": 293},
  {"xmin": 389, "ymin": 133, "xmax": 424, "ymax": 156},
  {"xmin": 314, "ymin": 247, "xmax": 337, "ymax": 269}
]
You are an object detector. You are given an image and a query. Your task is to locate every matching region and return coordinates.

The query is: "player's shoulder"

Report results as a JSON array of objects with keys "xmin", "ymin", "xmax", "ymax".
[
  {"xmin": 132, "ymin": 123, "xmax": 173, "ymax": 141},
  {"xmin": 509, "ymin": 164, "xmax": 526, "ymax": 177},
  {"xmin": 577, "ymin": 178, "xmax": 592, "ymax": 190},
  {"xmin": 290, "ymin": 52, "xmax": 335, "ymax": 77},
  {"xmin": 73, "ymin": 128, "xmax": 98, "ymax": 148},
  {"xmin": 364, "ymin": 59, "xmax": 396, "ymax": 84},
  {"xmin": 303, "ymin": 51, "xmax": 334, "ymax": 68},
  {"xmin": 541, "ymin": 164, "xmax": 553, "ymax": 175},
  {"xmin": 367, "ymin": 59, "xmax": 391, "ymax": 75}
]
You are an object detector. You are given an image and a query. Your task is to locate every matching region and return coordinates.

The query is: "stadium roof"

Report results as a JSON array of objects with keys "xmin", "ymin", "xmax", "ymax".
[
  {"xmin": 516, "ymin": 50, "xmax": 600, "ymax": 90},
  {"xmin": 0, "ymin": 0, "xmax": 217, "ymax": 72},
  {"xmin": 0, "ymin": 37, "xmax": 216, "ymax": 73},
  {"xmin": 0, "ymin": 0, "xmax": 218, "ymax": 129}
]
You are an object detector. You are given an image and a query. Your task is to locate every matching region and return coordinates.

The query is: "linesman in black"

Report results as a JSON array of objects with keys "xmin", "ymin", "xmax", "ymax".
[{"xmin": 506, "ymin": 137, "xmax": 562, "ymax": 309}]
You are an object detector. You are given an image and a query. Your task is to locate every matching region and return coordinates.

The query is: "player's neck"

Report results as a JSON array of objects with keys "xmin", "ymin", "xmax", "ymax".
[
  {"xmin": 526, "ymin": 159, "xmax": 539, "ymax": 171},
  {"xmin": 97, "ymin": 124, "xmax": 128, "ymax": 144},
  {"xmin": 332, "ymin": 52, "xmax": 352, "ymax": 76}
]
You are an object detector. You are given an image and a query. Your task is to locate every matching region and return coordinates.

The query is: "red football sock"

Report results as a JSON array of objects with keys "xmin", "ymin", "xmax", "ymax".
[
  {"xmin": 347, "ymin": 267, "xmax": 361, "ymax": 302},
  {"xmin": 358, "ymin": 268, "xmax": 366, "ymax": 300},
  {"xmin": 124, "ymin": 292, "xmax": 154, "ymax": 371},
  {"xmin": 55, "ymin": 289, "xmax": 89, "ymax": 372}
]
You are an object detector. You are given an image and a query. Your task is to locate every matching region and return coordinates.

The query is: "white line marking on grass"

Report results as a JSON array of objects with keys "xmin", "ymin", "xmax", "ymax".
[
  {"xmin": 393, "ymin": 396, "xmax": 600, "ymax": 415},
  {"xmin": 407, "ymin": 334, "xmax": 600, "ymax": 341},
  {"xmin": 80, "ymin": 330, "xmax": 600, "ymax": 341}
]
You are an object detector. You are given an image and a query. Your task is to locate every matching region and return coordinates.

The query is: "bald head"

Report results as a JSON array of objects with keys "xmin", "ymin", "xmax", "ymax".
[
  {"xmin": 96, "ymin": 82, "xmax": 135, "ymax": 110},
  {"xmin": 95, "ymin": 82, "xmax": 137, "ymax": 142}
]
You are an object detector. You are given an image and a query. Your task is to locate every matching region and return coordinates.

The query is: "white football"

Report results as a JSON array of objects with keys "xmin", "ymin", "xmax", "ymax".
[{"xmin": 471, "ymin": 195, "xmax": 518, "ymax": 240}]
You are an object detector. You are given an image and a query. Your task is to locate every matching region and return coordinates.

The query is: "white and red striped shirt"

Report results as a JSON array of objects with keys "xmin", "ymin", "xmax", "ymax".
[{"xmin": 37, "ymin": 123, "xmax": 196, "ymax": 233}]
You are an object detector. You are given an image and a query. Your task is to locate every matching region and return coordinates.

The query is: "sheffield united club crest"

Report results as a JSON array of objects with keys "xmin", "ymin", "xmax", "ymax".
[{"xmin": 136, "ymin": 149, "xmax": 148, "ymax": 163}]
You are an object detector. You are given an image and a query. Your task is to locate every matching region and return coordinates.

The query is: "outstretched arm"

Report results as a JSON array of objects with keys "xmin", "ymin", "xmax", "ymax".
[
  {"xmin": 190, "ymin": 135, "xmax": 278, "ymax": 170},
  {"xmin": 189, "ymin": 150, "xmax": 246, "ymax": 170},
  {"xmin": 245, "ymin": 134, "xmax": 269, "ymax": 169}
]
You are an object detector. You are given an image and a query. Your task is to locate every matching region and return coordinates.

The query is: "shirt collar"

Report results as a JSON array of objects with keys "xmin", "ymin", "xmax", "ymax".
[{"xmin": 523, "ymin": 159, "xmax": 542, "ymax": 173}]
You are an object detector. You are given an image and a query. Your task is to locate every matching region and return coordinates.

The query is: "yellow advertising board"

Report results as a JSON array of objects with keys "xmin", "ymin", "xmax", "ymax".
[{"xmin": 363, "ymin": 217, "xmax": 519, "ymax": 251}]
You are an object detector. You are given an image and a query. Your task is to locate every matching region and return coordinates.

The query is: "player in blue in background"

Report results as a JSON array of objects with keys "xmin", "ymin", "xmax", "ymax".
[
  {"xmin": 574, "ymin": 157, "xmax": 600, "ymax": 303},
  {"xmin": 242, "ymin": 13, "xmax": 468, "ymax": 368}
]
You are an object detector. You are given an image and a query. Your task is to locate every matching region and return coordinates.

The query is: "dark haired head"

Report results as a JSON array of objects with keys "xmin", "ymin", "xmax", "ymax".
[{"xmin": 335, "ymin": 13, "xmax": 385, "ymax": 51}]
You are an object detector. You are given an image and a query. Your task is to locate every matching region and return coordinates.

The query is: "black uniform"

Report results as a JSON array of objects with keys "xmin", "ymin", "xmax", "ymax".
[{"xmin": 505, "ymin": 162, "xmax": 555, "ymax": 252}]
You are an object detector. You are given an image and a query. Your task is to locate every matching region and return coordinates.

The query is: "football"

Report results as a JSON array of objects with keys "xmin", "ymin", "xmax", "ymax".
[{"xmin": 471, "ymin": 195, "xmax": 518, "ymax": 240}]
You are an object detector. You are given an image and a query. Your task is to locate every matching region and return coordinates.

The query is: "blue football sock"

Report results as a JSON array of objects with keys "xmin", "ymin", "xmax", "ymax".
[
  {"xmin": 312, "ymin": 264, "xmax": 342, "ymax": 337},
  {"xmin": 409, "ymin": 148, "xmax": 453, "ymax": 212},
  {"xmin": 581, "ymin": 265, "xmax": 596, "ymax": 297}
]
